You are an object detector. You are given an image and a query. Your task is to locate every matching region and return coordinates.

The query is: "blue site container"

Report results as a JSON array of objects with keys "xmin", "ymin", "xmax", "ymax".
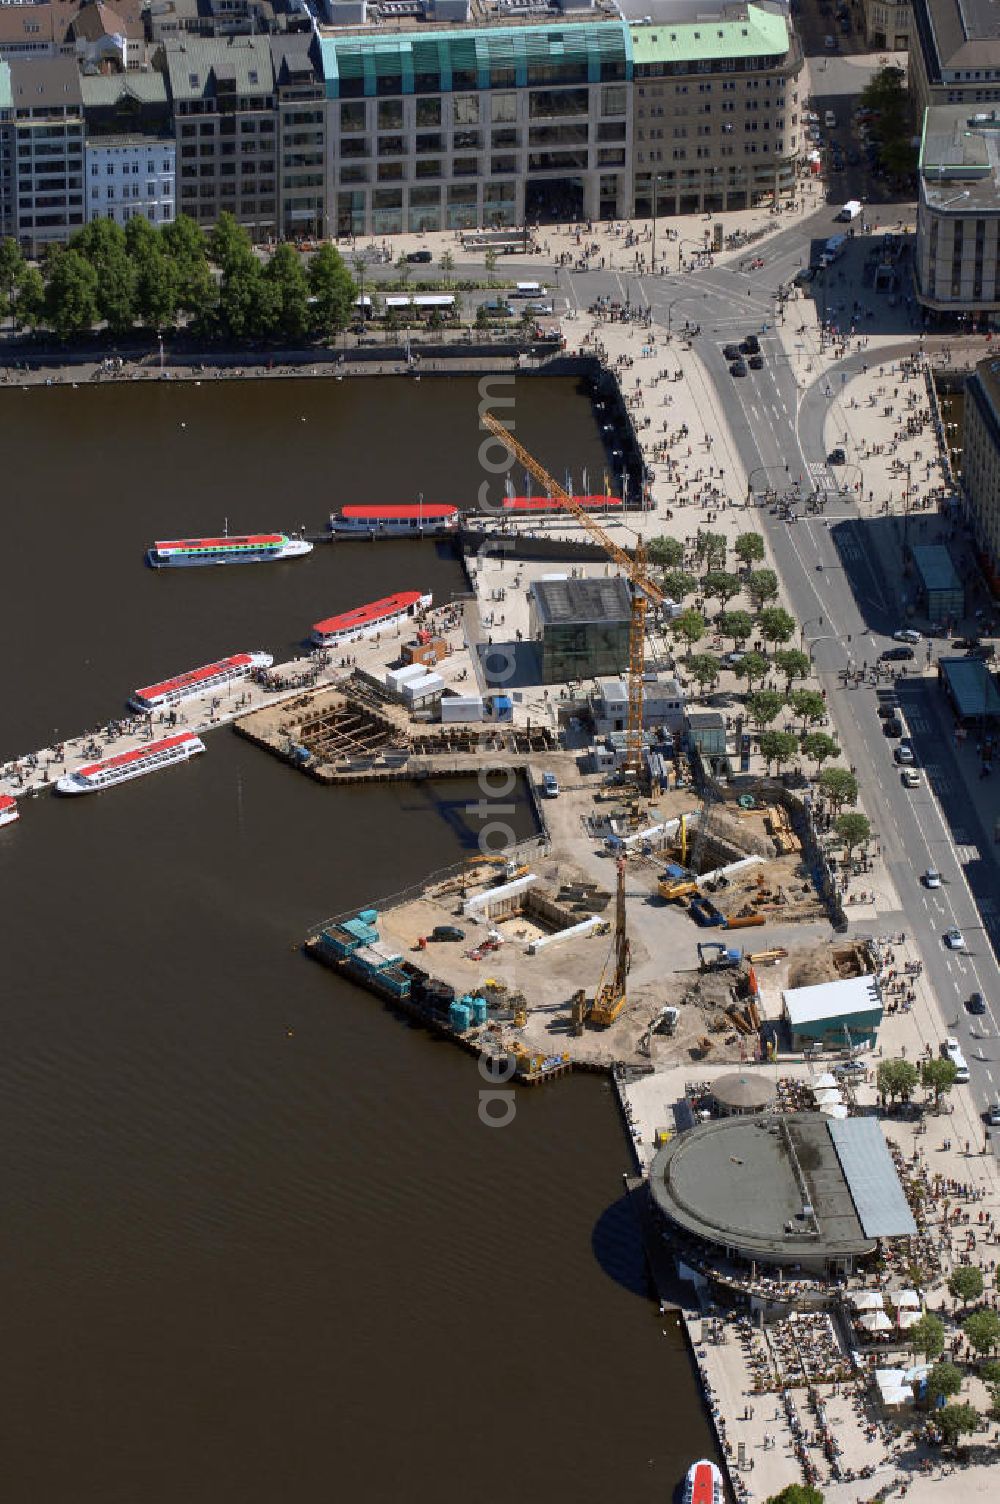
[
  {"xmin": 358, "ymin": 909, "xmax": 378, "ymax": 925},
  {"xmin": 344, "ymin": 916, "xmax": 379, "ymax": 945},
  {"xmin": 319, "ymin": 924, "xmax": 361, "ymax": 958},
  {"xmin": 470, "ymin": 996, "xmax": 488, "ymax": 1026},
  {"xmin": 449, "ymin": 1001, "xmax": 472, "ymax": 1033}
]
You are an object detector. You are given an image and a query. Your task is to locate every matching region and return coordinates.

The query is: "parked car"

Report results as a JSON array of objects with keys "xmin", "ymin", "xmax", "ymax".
[
  {"xmin": 430, "ymin": 924, "xmax": 466, "ymax": 942},
  {"xmin": 985, "ymin": 1102, "xmax": 1000, "ymax": 1126},
  {"xmin": 894, "ymin": 742, "xmax": 915, "ymax": 765},
  {"xmin": 877, "ymin": 701, "xmax": 899, "ymax": 718},
  {"xmin": 794, "ymin": 267, "xmax": 816, "ymax": 285},
  {"xmin": 407, "ymin": 249, "xmax": 433, "ymax": 263},
  {"xmin": 542, "ymin": 772, "xmax": 559, "ymax": 797},
  {"xmin": 881, "ymin": 645, "xmax": 914, "ymax": 661},
  {"xmin": 828, "ymin": 447, "xmax": 846, "ymax": 465},
  {"xmin": 893, "ymin": 628, "xmax": 922, "ymax": 644},
  {"xmin": 883, "ymin": 717, "xmax": 904, "ymax": 737}
]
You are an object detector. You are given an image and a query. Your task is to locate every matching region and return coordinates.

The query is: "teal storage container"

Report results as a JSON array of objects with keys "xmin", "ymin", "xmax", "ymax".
[
  {"xmin": 470, "ymin": 997, "xmax": 488, "ymax": 1026},
  {"xmin": 449, "ymin": 1001, "xmax": 472, "ymax": 1033}
]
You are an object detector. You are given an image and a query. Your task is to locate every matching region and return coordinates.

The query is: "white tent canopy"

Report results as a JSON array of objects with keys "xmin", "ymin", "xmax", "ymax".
[
  {"xmin": 812, "ymin": 1072, "xmax": 838, "ymax": 1089},
  {"xmin": 859, "ymin": 1311, "xmax": 893, "ymax": 1332},
  {"xmin": 894, "ymin": 1290, "xmax": 921, "ymax": 1308},
  {"xmin": 821, "ymin": 1103, "xmax": 849, "ymax": 1119},
  {"xmin": 875, "ymin": 1369, "xmax": 914, "ymax": 1407},
  {"xmin": 897, "ymin": 1308, "xmax": 922, "ymax": 1329},
  {"xmin": 850, "ymin": 1292, "xmax": 884, "ymax": 1310},
  {"xmin": 814, "ymin": 1088, "xmax": 844, "ymax": 1105}
]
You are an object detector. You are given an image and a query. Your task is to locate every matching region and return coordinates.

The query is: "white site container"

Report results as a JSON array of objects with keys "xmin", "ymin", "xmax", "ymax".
[{"xmin": 440, "ymin": 695, "xmax": 485, "ymax": 723}]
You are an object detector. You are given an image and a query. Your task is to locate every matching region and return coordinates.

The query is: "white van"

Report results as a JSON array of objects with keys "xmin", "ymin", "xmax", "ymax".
[
  {"xmin": 837, "ymin": 200, "xmax": 862, "ymax": 222},
  {"xmin": 824, "ymin": 110, "xmax": 837, "ymax": 129},
  {"xmin": 513, "ymin": 281, "xmax": 543, "ymax": 299}
]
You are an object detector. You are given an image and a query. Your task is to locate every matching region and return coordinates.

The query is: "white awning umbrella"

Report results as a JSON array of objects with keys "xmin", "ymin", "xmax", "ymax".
[
  {"xmin": 821, "ymin": 1103, "xmax": 849, "ymax": 1119},
  {"xmin": 812, "ymin": 1072, "xmax": 838, "ymax": 1088},
  {"xmin": 897, "ymin": 1308, "xmax": 922, "ymax": 1329},
  {"xmin": 814, "ymin": 1088, "xmax": 844, "ymax": 1105},
  {"xmin": 851, "ymin": 1292, "xmax": 884, "ymax": 1311},
  {"xmin": 895, "ymin": 1290, "xmax": 921, "ymax": 1308},
  {"xmin": 859, "ymin": 1311, "xmax": 893, "ymax": 1332}
]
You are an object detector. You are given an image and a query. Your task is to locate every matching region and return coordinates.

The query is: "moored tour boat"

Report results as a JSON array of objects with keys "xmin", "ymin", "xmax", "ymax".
[
  {"xmin": 56, "ymin": 733, "xmax": 206, "ymax": 795},
  {"xmin": 497, "ymin": 494, "xmax": 623, "ymax": 515},
  {"xmin": 311, "ymin": 591, "xmax": 432, "ymax": 649},
  {"xmin": 329, "ymin": 504, "xmax": 459, "ymax": 536},
  {"xmin": 0, "ymin": 793, "xmax": 19, "ymax": 828},
  {"xmin": 683, "ymin": 1459, "xmax": 723, "ymax": 1504},
  {"xmin": 146, "ymin": 533, "xmax": 312, "ymax": 568},
  {"xmin": 130, "ymin": 652, "xmax": 273, "ymax": 713}
]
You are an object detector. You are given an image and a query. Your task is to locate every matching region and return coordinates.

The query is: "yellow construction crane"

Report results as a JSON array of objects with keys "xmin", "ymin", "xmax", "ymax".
[
  {"xmin": 590, "ymin": 855, "xmax": 630, "ymax": 1026},
  {"xmin": 481, "ymin": 412, "xmax": 667, "ymax": 782}
]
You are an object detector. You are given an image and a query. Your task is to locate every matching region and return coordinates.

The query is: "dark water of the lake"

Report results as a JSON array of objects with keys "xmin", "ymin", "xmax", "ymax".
[{"xmin": 0, "ymin": 375, "xmax": 713, "ymax": 1503}]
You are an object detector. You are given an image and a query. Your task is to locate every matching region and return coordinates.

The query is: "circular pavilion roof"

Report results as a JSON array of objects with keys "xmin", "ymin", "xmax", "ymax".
[{"xmin": 711, "ymin": 1072, "xmax": 776, "ymax": 1111}]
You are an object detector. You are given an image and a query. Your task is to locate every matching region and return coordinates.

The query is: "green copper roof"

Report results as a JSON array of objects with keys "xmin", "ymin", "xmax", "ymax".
[
  {"xmin": 629, "ymin": 6, "xmax": 789, "ymax": 66},
  {"xmin": 0, "ymin": 61, "xmax": 12, "ymax": 113},
  {"xmin": 319, "ymin": 22, "xmax": 630, "ymax": 98}
]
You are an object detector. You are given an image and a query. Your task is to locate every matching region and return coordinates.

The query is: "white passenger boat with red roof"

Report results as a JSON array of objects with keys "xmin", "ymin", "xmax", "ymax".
[
  {"xmin": 146, "ymin": 533, "xmax": 312, "ymax": 568},
  {"xmin": 56, "ymin": 733, "xmax": 206, "ymax": 795},
  {"xmin": 130, "ymin": 652, "xmax": 273, "ymax": 712},
  {"xmin": 683, "ymin": 1459, "xmax": 723, "ymax": 1504},
  {"xmin": 329, "ymin": 504, "xmax": 459, "ymax": 536},
  {"xmin": 0, "ymin": 793, "xmax": 19, "ymax": 828},
  {"xmin": 311, "ymin": 591, "xmax": 432, "ymax": 649}
]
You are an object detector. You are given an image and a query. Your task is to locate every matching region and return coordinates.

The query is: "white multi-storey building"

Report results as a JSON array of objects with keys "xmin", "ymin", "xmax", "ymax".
[{"xmin": 86, "ymin": 134, "xmax": 175, "ymax": 225}]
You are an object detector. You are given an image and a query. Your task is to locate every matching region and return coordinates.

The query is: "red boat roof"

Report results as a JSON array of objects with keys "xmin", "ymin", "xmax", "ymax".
[
  {"xmin": 78, "ymin": 733, "xmax": 200, "ymax": 778},
  {"xmin": 688, "ymin": 1461, "xmax": 719, "ymax": 1504},
  {"xmin": 313, "ymin": 591, "xmax": 425, "ymax": 636},
  {"xmin": 134, "ymin": 654, "xmax": 256, "ymax": 703},
  {"xmin": 340, "ymin": 505, "xmax": 458, "ymax": 521},
  {"xmin": 0, "ymin": 793, "xmax": 16, "ymax": 813},
  {"xmin": 153, "ymin": 534, "xmax": 286, "ymax": 551},
  {"xmin": 500, "ymin": 495, "xmax": 622, "ymax": 511}
]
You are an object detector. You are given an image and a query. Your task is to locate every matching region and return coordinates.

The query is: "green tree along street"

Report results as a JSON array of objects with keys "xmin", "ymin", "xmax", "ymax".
[
  {"xmin": 774, "ymin": 649, "xmax": 811, "ymax": 693},
  {"xmin": 2, "ymin": 216, "xmax": 358, "ymax": 344},
  {"xmin": 877, "ymin": 1058, "xmax": 919, "ymax": 1104},
  {"xmin": 735, "ymin": 651, "xmax": 770, "ymax": 692},
  {"xmin": 789, "ymin": 688, "xmax": 827, "ymax": 730},
  {"xmin": 747, "ymin": 689, "xmax": 785, "ymax": 730},
  {"xmin": 803, "ymin": 732, "xmax": 840, "ymax": 770},
  {"xmin": 759, "ymin": 729, "xmax": 799, "ymax": 775},
  {"xmin": 648, "ymin": 536, "xmax": 685, "ymax": 568},
  {"xmin": 921, "ymin": 1056, "xmax": 958, "ymax": 1108},
  {"xmin": 45, "ymin": 250, "xmax": 99, "ymax": 339},
  {"xmin": 687, "ymin": 654, "xmax": 721, "ymax": 693},
  {"xmin": 672, "ymin": 609, "xmax": 706, "ymax": 660},
  {"xmin": 936, "ymin": 1401, "xmax": 979, "ymax": 1451},
  {"xmin": 746, "ymin": 568, "xmax": 779, "ymax": 609},
  {"xmin": 719, "ymin": 610, "xmax": 754, "ymax": 647},
  {"xmin": 948, "ymin": 1264, "xmax": 985, "ymax": 1307},
  {"xmin": 924, "ymin": 1361, "xmax": 964, "ymax": 1404},
  {"xmin": 907, "ymin": 1310, "xmax": 946, "ymax": 1361},
  {"xmin": 963, "ymin": 1309, "xmax": 1000, "ymax": 1356},
  {"xmin": 859, "ymin": 64, "xmax": 917, "ymax": 182},
  {"xmin": 694, "ymin": 530, "xmax": 727, "ymax": 572},
  {"xmin": 15, "ymin": 265, "xmax": 45, "ymax": 329},
  {"xmin": 702, "ymin": 570, "xmax": 741, "ymax": 609},
  {"xmin": 759, "ymin": 606, "xmax": 796, "ymax": 647},
  {"xmin": 763, "ymin": 1488, "xmax": 824, "ymax": 1504},
  {"xmin": 835, "ymin": 812, "xmax": 871, "ymax": 858},
  {"xmin": 734, "ymin": 532, "xmax": 766, "ymax": 568},
  {"xmin": 816, "ymin": 767, "xmax": 859, "ymax": 813},
  {"xmin": 0, "ymin": 236, "xmax": 26, "ymax": 325},
  {"xmin": 660, "ymin": 569, "xmax": 698, "ymax": 603}
]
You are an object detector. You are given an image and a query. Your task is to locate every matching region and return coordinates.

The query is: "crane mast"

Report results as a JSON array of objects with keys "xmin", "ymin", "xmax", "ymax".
[{"xmin": 480, "ymin": 412, "xmax": 665, "ymax": 781}]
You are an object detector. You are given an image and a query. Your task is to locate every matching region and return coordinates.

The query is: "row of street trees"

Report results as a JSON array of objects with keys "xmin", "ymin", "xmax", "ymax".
[{"xmin": 0, "ymin": 214, "xmax": 357, "ymax": 342}]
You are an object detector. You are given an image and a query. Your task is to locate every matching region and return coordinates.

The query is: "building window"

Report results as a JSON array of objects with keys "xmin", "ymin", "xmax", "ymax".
[{"xmin": 453, "ymin": 94, "xmax": 480, "ymax": 126}]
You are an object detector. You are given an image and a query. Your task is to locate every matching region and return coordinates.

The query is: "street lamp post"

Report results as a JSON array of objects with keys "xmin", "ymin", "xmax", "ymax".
[{"xmin": 800, "ymin": 615, "xmax": 825, "ymax": 648}]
